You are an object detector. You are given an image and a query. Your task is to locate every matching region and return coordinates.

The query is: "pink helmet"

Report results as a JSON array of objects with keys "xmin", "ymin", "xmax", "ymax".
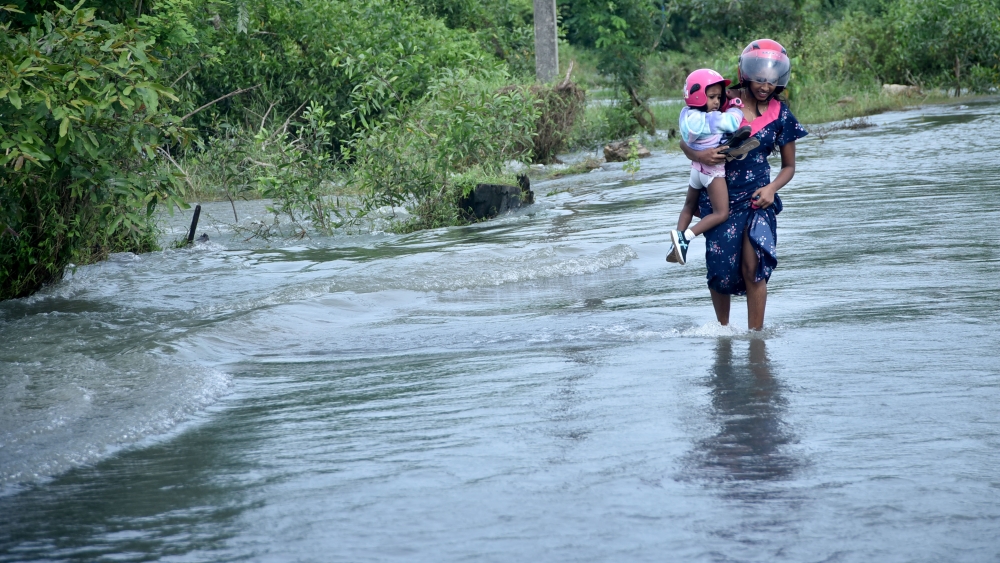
[
  {"xmin": 683, "ymin": 68, "xmax": 731, "ymax": 108},
  {"xmin": 737, "ymin": 39, "xmax": 791, "ymax": 91}
]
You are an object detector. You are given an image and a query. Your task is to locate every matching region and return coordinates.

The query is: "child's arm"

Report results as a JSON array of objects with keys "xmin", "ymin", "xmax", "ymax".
[
  {"xmin": 680, "ymin": 109, "xmax": 712, "ymax": 143},
  {"xmin": 707, "ymin": 105, "xmax": 745, "ymax": 134}
]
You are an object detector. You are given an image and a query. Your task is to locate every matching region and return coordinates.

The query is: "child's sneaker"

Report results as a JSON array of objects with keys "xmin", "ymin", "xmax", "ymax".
[{"xmin": 667, "ymin": 230, "xmax": 690, "ymax": 265}]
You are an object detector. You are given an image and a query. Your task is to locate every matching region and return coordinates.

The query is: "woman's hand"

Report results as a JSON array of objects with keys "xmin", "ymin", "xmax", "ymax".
[
  {"xmin": 680, "ymin": 141, "xmax": 727, "ymax": 166},
  {"xmin": 751, "ymin": 142, "xmax": 797, "ymax": 209},
  {"xmin": 697, "ymin": 146, "xmax": 727, "ymax": 167},
  {"xmin": 752, "ymin": 185, "xmax": 777, "ymax": 209}
]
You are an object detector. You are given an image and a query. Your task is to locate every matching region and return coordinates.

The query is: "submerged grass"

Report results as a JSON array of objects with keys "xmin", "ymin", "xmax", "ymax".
[{"xmin": 788, "ymin": 81, "xmax": 957, "ymax": 124}]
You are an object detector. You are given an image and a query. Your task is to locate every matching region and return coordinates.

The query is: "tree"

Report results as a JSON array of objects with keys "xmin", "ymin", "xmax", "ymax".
[
  {"xmin": 1, "ymin": 3, "xmax": 187, "ymax": 299},
  {"xmin": 561, "ymin": 0, "xmax": 666, "ymax": 134},
  {"xmin": 890, "ymin": 0, "xmax": 1000, "ymax": 95}
]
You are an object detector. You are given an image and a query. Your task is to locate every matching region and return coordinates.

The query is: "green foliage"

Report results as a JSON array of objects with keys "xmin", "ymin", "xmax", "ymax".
[
  {"xmin": 256, "ymin": 103, "xmax": 341, "ymax": 234},
  {"xmin": 566, "ymin": 100, "xmax": 642, "ymax": 150},
  {"xmin": 887, "ymin": 0, "xmax": 1000, "ymax": 95},
  {"xmin": 561, "ymin": 0, "xmax": 665, "ymax": 133},
  {"xmin": 170, "ymin": 101, "xmax": 343, "ymax": 235},
  {"xmin": 668, "ymin": 0, "xmax": 801, "ymax": 42},
  {"xmin": 1, "ymin": 0, "xmax": 135, "ymax": 28},
  {"xmin": 412, "ymin": 0, "xmax": 536, "ymax": 76},
  {"xmin": 623, "ymin": 141, "xmax": 641, "ymax": 176},
  {"xmin": 630, "ymin": 0, "xmax": 1000, "ymax": 119},
  {"xmin": 525, "ymin": 80, "xmax": 587, "ymax": 163},
  {"xmin": 172, "ymin": 0, "xmax": 487, "ymax": 144},
  {"xmin": 138, "ymin": 0, "xmax": 198, "ymax": 49},
  {"xmin": 345, "ymin": 65, "xmax": 539, "ymax": 229},
  {"xmin": 557, "ymin": 44, "xmax": 613, "ymax": 94},
  {"xmin": 396, "ymin": 167, "xmax": 522, "ymax": 233},
  {"xmin": 0, "ymin": 2, "xmax": 186, "ymax": 299},
  {"xmin": 784, "ymin": 0, "xmax": 1000, "ymax": 95}
]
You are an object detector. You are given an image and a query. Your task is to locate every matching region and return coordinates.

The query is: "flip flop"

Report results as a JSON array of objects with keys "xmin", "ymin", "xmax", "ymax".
[
  {"xmin": 720, "ymin": 125, "xmax": 752, "ymax": 153},
  {"xmin": 725, "ymin": 137, "xmax": 760, "ymax": 161}
]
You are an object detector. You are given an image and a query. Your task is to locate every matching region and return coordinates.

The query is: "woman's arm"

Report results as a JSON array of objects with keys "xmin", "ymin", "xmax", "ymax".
[
  {"xmin": 752, "ymin": 141, "xmax": 796, "ymax": 208},
  {"xmin": 679, "ymin": 140, "xmax": 727, "ymax": 167}
]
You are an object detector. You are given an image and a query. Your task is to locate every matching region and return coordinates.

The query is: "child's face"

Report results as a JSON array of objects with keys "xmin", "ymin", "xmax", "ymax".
[{"xmin": 705, "ymin": 84, "xmax": 723, "ymax": 112}]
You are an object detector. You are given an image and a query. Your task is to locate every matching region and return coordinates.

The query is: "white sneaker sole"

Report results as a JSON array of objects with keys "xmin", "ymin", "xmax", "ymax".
[{"xmin": 669, "ymin": 231, "xmax": 686, "ymax": 265}]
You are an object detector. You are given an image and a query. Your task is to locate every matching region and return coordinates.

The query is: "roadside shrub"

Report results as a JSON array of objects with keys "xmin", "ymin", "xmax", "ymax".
[
  {"xmin": 0, "ymin": 3, "xmax": 186, "ymax": 299},
  {"xmin": 784, "ymin": 0, "xmax": 1000, "ymax": 95},
  {"xmin": 565, "ymin": 99, "xmax": 643, "ymax": 151},
  {"xmin": 397, "ymin": 166, "xmax": 524, "ymax": 233},
  {"xmin": 506, "ymin": 78, "xmax": 585, "ymax": 164},
  {"xmin": 344, "ymin": 64, "xmax": 538, "ymax": 229},
  {"xmin": 412, "ymin": 0, "xmax": 536, "ymax": 77},
  {"xmin": 887, "ymin": 0, "xmax": 1000, "ymax": 95},
  {"xmin": 172, "ymin": 0, "xmax": 488, "ymax": 145},
  {"xmin": 561, "ymin": 0, "xmax": 663, "ymax": 133},
  {"xmin": 605, "ymin": 98, "xmax": 643, "ymax": 141}
]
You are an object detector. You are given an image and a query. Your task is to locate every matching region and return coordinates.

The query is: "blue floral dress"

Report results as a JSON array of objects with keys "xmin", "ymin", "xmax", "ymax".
[{"xmin": 697, "ymin": 100, "xmax": 808, "ymax": 295}]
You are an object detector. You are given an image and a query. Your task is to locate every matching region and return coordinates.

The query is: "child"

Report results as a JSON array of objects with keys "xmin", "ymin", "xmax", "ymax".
[{"xmin": 666, "ymin": 68, "xmax": 749, "ymax": 265}]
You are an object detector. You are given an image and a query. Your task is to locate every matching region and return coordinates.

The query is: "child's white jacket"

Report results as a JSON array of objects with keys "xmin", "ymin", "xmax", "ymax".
[{"xmin": 679, "ymin": 105, "xmax": 744, "ymax": 151}]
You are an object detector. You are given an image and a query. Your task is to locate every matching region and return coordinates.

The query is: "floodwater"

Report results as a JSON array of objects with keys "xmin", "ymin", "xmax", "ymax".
[{"xmin": 2, "ymin": 100, "xmax": 999, "ymax": 562}]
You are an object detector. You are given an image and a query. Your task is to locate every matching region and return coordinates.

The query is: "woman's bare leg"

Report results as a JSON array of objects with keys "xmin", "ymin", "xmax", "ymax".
[
  {"xmin": 710, "ymin": 288, "xmax": 731, "ymax": 326},
  {"xmin": 741, "ymin": 232, "xmax": 767, "ymax": 330}
]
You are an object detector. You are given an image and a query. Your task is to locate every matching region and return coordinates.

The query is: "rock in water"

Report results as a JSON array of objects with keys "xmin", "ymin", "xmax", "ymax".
[
  {"xmin": 460, "ymin": 177, "xmax": 534, "ymax": 220},
  {"xmin": 604, "ymin": 140, "xmax": 651, "ymax": 162},
  {"xmin": 517, "ymin": 174, "xmax": 534, "ymax": 205}
]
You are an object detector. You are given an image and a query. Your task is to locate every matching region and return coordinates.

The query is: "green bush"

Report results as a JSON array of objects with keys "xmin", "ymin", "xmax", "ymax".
[
  {"xmin": 561, "ymin": 0, "xmax": 665, "ymax": 133},
  {"xmin": 887, "ymin": 0, "xmax": 1000, "ymax": 95},
  {"xmin": 0, "ymin": 3, "xmax": 186, "ymax": 299},
  {"xmin": 255, "ymin": 103, "xmax": 341, "ymax": 234},
  {"xmin": 412, "ymin": 0, "xmax": 536, "ymax": 77},
  {"xmin": 344, "ymin": 65, "xmax": 538, "ymax": 229},
  {"xmin": 780, "ymin": 0, "xmax": 1000, "ymax": 95},
  {"xmin": 516, "ymin": 80, "xmax": 586, "ymax": 163},
  {"xmin": 168, "ymin": 0, "xmax": 489, "ymax": 145}
]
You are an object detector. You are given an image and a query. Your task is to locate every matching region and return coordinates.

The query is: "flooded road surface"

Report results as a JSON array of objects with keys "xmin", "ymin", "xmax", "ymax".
[{"xmin": 2, "ymin": 100, "xmax": 999, "ymax": 562}]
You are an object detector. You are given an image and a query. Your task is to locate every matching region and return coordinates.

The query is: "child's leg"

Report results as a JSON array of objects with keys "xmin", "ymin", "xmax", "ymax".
[
  {"xmin": 667, "ymin": 181, "xmax": 702, "ymax": 264},
  {"xmin": 675, "ymin": 187, "xmax": 700, "ymax": 231},
  {"xmin": 690, "ymin": 176, "xmax": 730, "ymax": 236}
]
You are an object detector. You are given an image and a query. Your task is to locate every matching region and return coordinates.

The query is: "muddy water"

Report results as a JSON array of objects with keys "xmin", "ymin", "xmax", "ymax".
[{"xmin": 1, "ymin": 100, "xmax": 999, "ymax": 562}]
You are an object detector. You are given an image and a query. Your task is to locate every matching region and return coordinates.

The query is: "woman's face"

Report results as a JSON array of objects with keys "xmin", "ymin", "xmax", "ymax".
[
  {"xmin": 748, "ymin": 80, "xmax": 775, "ymax": 101},
  {"xmin": 704, "ymin": 84, "xmax": 724, "ymax": 112}
]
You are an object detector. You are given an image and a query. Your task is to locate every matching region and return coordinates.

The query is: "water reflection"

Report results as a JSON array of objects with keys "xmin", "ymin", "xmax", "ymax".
[{"xmin": 694, "ymin": 339, "xmax": 797, "ymax": 483}]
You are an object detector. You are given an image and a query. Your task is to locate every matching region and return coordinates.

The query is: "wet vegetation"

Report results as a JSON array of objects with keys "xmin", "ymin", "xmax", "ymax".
[{"xmin": 2, "ymin": 0, "xmax": 999, "ymax": 298}]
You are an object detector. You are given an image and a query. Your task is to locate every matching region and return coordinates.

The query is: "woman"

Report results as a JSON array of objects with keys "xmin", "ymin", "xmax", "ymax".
[{"xmin": 680, "ymin": 39, "xmax": 808, "ymax": 330}]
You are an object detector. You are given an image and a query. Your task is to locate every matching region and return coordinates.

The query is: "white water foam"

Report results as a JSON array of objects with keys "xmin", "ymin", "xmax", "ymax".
[
  {"xmin": 333, "ymin": 244, "xmax": 640, "ymax": 293},
  {"xmin": 679, "ymin": 322, "xmax": 745, "ymax": 338},
  {"xmin": 166, "ymin": 244, "xmax": 640, "ymax": 320},
  {"xmin": 0, "ymin": 354, "xmax": 231, "ymax": 492},
  {"xmin": 678, "ymin": 322, "xmax": 784, "ymax": 339}
]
